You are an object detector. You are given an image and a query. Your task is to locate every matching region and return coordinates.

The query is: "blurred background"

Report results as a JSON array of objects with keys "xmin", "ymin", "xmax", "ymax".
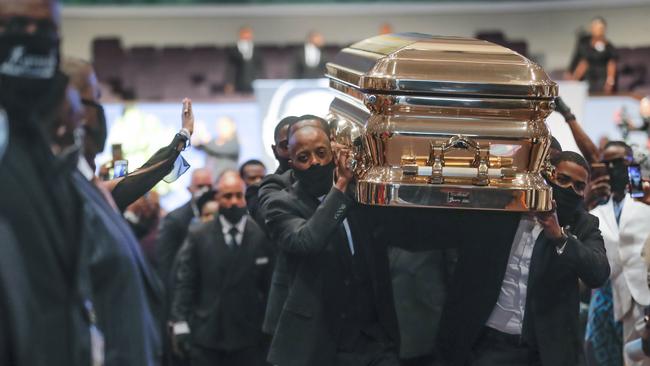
[{"xmin": 64, "ymin": 0, "xmax": 650, "ymax": 209}]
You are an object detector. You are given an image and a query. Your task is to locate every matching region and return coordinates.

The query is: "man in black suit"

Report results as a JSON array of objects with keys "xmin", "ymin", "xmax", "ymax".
[
  {"xmin": 264, "ymin": 124, "xmax": 399, "ymax": 366},
  {"xmin": 263, "ymin": 125, "xmax": 465, "ymax": 366},
  {"xmin": 171, "ymin": 171, "xmax": 273, "ymax": 366},
  {"xmin": 439, "ymin": 151, "xmax": 610, "ymax": 366},
  {"xmin": 226, "ymin": 26, "xmax": 264, "ymax": 93},
  {"xmin": 71, "ymin": 167, "xmax": 165, "ymax": 366},
  {"xmin": 254, "ymin": 115, "xmax": 339, "ymax": 338},
  {"xmin": 240, "ymin": 159, "xmax": 266, "ymax": 188},
  {"xmin": 0, "ymin": 1, "xmax": 94, "ymax": 364},
  {"xmin": 247, "ymin": 115, "xmax": 296, "ymax": 227},
  {"xmin": 156, "ymin": 167, "xmax": 213, "ymax": 288},
  {"xmin": 293, "ymin": 31, "xmax": 328, "ymax": 79}
]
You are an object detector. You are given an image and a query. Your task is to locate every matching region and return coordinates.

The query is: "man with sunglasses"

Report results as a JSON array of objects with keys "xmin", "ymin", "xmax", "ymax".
[
  {"xmin": 0, "ymin": 0, "xmax": 97, "ymax": 364},
  {"xmin": 587, "ymin": 141, "xmax": 650, "ymax": 366}
]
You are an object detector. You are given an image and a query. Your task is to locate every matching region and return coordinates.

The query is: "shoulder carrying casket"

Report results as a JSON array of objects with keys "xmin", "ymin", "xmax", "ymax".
[{"xmin": 326, "ymin": 33, "xmax": 557, "ymax": 212}]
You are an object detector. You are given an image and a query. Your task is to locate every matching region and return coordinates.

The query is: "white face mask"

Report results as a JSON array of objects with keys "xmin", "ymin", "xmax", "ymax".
[{"xmin": 192, "ymin": 185, "xmax": 210, "ymax": 200}]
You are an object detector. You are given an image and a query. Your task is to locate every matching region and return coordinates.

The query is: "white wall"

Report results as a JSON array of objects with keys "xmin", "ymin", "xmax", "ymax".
[{"xmin": 60, "ymin": 1, "xmax": 650, "ymax": 71}]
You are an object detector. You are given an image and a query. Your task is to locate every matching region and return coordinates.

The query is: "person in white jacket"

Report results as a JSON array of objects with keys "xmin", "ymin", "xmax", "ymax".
[{"xmin": 588, "ymin": 141, "xmax": 650, "ymax": 366}]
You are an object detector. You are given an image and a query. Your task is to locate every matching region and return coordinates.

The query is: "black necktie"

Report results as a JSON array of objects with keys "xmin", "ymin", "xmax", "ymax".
[{"xmin": 228, "ymin": 227, "xmax": 239, "ymax": 249}]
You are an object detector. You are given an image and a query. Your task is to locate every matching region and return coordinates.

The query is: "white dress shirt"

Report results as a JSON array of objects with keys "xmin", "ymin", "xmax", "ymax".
[
  {"xmin": 304, "ymin": 43, "xmax": 321, "ymax": 68},
  {"xmin": 237, "ymin": 40, "xmax": 254, "ymax": 61},
  {"xmin": 486, "ymin": 215, "xmax": 543, "ymax": 335},
  {"xmin": 219, "ymin": 214, "xmax": 247, "ymax": 247}
]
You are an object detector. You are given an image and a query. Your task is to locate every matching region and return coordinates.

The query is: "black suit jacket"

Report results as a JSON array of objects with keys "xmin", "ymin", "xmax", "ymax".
[
  {"xmin": 227, "ymin": 47, "xmax": 264, "ymax": 93},
  {"xmin": 252, "ymin": 169, "xmax": 293, "ymax": 230},
  {"xmin": 292, "ymin": 45, "xmax": 327, "ymax": 79},
  {"xmin": 0, "ymin": 129, "xmax": 91, "ymax": 366},
  {"xmin": 171, "ymin": 216, "xmax": 273, "ymax": 351},
  {"xmin": 439, "ymin": 210, "xmax": 610, "ymax": 366},
  {"xmin": 250, "ymin": 169, "xmax": 295, "ymax": 335},
  {"xmin": 0, "ymin": 218, "xmax": 43, "ymax": 366},
  {"xmin": 263, "ymin": 182, "xmax": 465, "ymax": 366},
  {"xmin": 156, "ymin": 201, "xmax": 195, "ymax": 288},
  {"xmin": 389, "ymin": 247, "xmax": 457, "ymax": 359},
  {"xmin": 71, "ymin": 171, "xmax": 164, "ymax": 366}
]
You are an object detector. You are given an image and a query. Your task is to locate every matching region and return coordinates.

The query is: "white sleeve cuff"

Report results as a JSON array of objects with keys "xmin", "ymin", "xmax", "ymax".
[{"xmin": 173, "ymin": 321, "xmax": 190, "ymax": 335}]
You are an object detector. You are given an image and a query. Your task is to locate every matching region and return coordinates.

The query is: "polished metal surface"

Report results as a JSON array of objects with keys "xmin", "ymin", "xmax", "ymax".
[
  {"xmin": 327, "ymin": 33, "xmax": 557, "ymax": 212},
  {"xmin": 326, "ymin": 33, "xmax": 558, "ymax": 99}
]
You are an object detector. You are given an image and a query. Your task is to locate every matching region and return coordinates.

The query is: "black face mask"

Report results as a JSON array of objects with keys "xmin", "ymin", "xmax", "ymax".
[
  {"xmin": 0, "ymin": 31, "xmax": 60, "ymax": 115},
  {"xmin": 81, "ymin": 99, "xmax": 107, "ymax": 153},
  {"xmin": 220, "ymin": 205, "xmax": 247, "ymax": 224},
  {"xmin": 277, "ymin": 157, "xmax": 290, "ymax": 173},
  {"xmin": 548, "ymin": 179, "xmax": 584, "ymax": 227},
  {"xmin": 293, "ymin": 160, "xmax": 335, "ymax": 197},
  {"xmin": 607, "ymin": 159, "xmax": 629, "ymax": 194}
]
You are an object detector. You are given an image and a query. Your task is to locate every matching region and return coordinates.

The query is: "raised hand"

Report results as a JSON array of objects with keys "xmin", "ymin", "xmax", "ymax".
[
  {"xmin": 585, "ymin": 175, "xmax": 611, "ymax": 210},
  {"xmin": 181, "ymin": 98, "xmax": 194, "ymax": 135},
  {"xmin": 554, "ymin": 96, "xmax": 575, "ymax": 122}
]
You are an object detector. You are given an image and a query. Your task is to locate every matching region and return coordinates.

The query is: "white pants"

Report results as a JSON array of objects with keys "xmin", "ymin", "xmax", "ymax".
[{"xmin": 623, "ymin": 301, "xmax": 650, "ymax": 366}]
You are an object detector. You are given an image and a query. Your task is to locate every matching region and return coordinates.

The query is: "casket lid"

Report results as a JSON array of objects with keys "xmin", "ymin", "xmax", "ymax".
[{"xmin": 326, "ymin": 33, "xmax": 557, "ymax": 99}]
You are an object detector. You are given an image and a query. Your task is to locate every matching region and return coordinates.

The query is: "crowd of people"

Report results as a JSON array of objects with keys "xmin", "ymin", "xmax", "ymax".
[{"xmin": 3, "ymin": 1, "xmax": 650, "ymax": 366}]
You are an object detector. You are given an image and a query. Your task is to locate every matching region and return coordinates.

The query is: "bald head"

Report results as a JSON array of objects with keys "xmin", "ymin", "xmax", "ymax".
[
  {"xmin": 189, "ymin": 168, "xmax": 213, "ymax": 195},
  {"xmin": 216, "ymin": 170, "xmax": 246, "ymax": 209}
]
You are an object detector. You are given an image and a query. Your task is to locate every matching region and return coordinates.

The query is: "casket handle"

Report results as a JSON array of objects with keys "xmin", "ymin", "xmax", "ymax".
[{"xmin": 427, "ymin": 135, "xmax": 490, "ymax": 186}]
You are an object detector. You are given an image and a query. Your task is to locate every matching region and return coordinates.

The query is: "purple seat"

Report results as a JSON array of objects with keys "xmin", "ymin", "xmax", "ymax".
[
  {"xmin": 259, "ymin": 45, "xmax": 294, "ymax": 79},
  {"xmin": 187, "ymin": 46, "xmax": 228, "ymax": 90},
  {"xmin": 92, "ymin": 38, "xmax": 125, "ymax": 88},
  {"xmin": 122, "ymin": 47, "xmax": 159, "ymax": 93}
]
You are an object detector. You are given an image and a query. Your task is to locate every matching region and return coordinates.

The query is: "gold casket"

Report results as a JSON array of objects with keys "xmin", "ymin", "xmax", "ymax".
[{"xmin": 326, "ymin": 33, "xmax": 557, "ymax": 212}]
